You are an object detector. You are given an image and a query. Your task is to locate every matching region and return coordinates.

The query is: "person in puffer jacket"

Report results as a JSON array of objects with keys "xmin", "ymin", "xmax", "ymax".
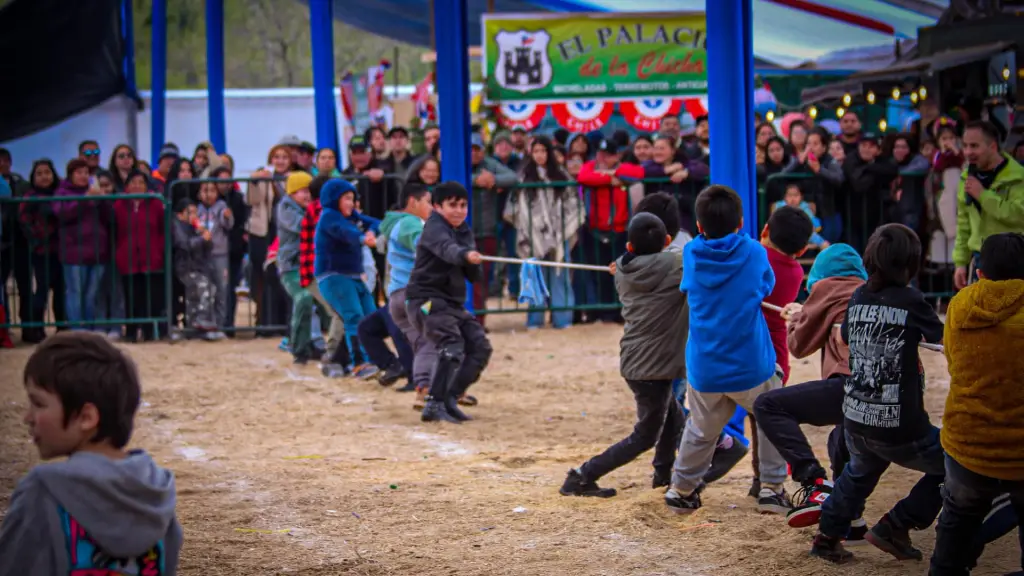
[{"xmin": 171, "ymin": 199, "xmax": 221, "ymax": 339}]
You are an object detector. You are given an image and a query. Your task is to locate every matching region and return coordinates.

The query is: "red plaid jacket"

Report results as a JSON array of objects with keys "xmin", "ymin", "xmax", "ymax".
[{"xmin": 299, "ymin": 199, "xmax": 323, "ymax": 288}]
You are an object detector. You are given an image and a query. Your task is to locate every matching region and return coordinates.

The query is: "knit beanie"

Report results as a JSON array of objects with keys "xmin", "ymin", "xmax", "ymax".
[
  {"xmin": 807, "ymin": 243, "xmax": 867, "ymax": 292},
  {"xmin": 286, "ymin": 171, "xmax": 313, "ymax": 195}
]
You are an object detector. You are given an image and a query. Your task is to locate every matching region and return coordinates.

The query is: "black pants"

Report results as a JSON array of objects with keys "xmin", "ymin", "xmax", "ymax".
[
  {"xmin": 224, "ymin": 253, "xmax": 245, "ymax": 333},
  {"xmin": 263, "ymin": 262, "xmax": 290, "ymax": 332},
  {"xmin": 753, "ymin": 376, "xmax": 850, "ymax": 484},
  {"xmin": 30, "ymin": 253, "xmax": 65, "ymax": 326},
  {"xmin": 931, "ymin": 455, "xmax": 1024, "ymax": 575},
  {"xmin": 580, "ymin": 379, "xmax": 683, "ymax": 481},
  {"xmin": 1, "ymin": 243, "xmax": 32, "ymax": 324},
  {"xmin": 408, "ymin": 298, "xmax": 493, "ymax": 398},
  {"xmin": 357, "ymin": 305, "xmax": 415, "ymax": 373},
  {"xmin": 121, "ymin": 272, "xmax": 167, "ymax": 341}
]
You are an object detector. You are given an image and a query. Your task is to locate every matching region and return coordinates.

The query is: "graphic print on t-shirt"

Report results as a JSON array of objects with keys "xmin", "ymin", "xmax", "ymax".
[
  {"xmin": 60, "ymin": 506, "xmax": 165, "ymax": 575},
  {"xmin": 843, "ymin": 303, "xmax": 910, "ymax": 428}
]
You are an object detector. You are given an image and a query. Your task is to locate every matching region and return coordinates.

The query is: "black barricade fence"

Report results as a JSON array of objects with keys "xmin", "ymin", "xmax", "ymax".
[
  {"xmin": 0, "ymin": 193, "xmax": 173, "ymax": 340},
  {"xmin": 760, "ymin": 171, "xmax": 952, "ymax": 299}
]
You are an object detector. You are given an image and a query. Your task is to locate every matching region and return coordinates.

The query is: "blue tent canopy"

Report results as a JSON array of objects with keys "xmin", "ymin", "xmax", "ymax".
[{"xmin": 331, "ymin": 0, "xmax": 946, "ymax": 66}]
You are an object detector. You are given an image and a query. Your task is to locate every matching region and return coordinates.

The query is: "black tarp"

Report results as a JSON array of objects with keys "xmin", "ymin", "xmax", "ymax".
[{"xmin": 0, "ymin": 0, "xmax": 126, "ymax": 142}]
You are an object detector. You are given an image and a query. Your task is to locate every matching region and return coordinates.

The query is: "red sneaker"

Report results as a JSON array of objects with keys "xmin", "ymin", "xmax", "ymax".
[{"xmin": 787, "ymin": 478, "xmax": 833, "ymax": 528}]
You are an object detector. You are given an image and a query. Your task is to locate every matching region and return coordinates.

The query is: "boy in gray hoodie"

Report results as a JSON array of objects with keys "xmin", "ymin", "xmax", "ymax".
[
  {"xmin": 0, "ymin": 332, "xmax": 182, "ymax": 574},
  {"xmin": 560, "ymin": 213, "xmax": 688, "ymax": 497},
  {"xmin": 197, "ymin": 181, "xmax": 234, "ymax": 328}
]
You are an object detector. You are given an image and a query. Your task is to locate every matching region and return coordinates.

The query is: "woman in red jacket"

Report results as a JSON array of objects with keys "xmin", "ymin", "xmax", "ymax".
[
  {"xmin": 575, "ymin": 138, "xmax": 645, "ymax": 322},
  {"xmin": 113, "ymin": 170, "xmax": 167, "ymax": 341}
]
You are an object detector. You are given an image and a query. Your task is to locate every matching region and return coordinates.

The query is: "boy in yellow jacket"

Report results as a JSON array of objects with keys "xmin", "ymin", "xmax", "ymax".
[{"xmin": 931, "ymin": 232, "xmax": 1024, "ymax": 575}]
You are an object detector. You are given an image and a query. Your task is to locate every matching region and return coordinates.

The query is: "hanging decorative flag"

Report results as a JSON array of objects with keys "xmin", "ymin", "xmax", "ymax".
[
  {"xmin": 339, "ymin": 72, "xmax": 356, "ymax": 127},
  {"xmin": 682, "ymin": 96, "xmax": 709, "ymax": 120},
  {"xmin": 619, "ymin": 98, "xmax": 684, "ymax": 132},
  {"xmin": 413, "ymin": 72, "xmax": 435, "ymax": 122},
  {"xmin": 366, "ymin": 59, "xmax": 392, "ymax": 126},
  {"xmin": 498, "ymin": 102, "xmax": 548, "ymax": 131},
  {"xmin": 551, "ymin": 101, "xmax": 614, "ymax": 133}
]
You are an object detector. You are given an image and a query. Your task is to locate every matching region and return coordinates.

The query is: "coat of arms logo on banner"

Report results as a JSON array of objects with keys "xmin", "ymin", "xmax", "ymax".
[{"xmin": 494, "ymin": 30, "xmax": 553, "ymax": 93}]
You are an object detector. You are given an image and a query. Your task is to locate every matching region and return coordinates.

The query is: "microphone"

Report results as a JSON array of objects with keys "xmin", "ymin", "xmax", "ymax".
[{"xmin": 965, "ymin": 164, "xmax": 982, "ymax": 213}]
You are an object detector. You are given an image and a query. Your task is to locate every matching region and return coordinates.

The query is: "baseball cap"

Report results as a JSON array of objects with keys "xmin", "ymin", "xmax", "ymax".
[
  {"xmin": 348, "ymin": 136, "xmax": 368, "ymax": 151},
  {"xmin": 299, "ymin": 141, "xmax": 316, "ymax": 154},
  {"xmin": 597, "ymin": 138, "xmax": 619, "ymax": 155},
  {"xmin": 859, "ymin": 132, "xmax": 880, "ymax": 145},
  {"xmin": 278, "ymin": 134, "xmax": 303, "ymax": 147},
  {"xmin": 158, "ymin": 144, "xmax": 179, "ymax": 161},
  {"xmin": 388, "ymin": 126, "xmax": 409, "ymax": 138},
  {"xmin": 470, "ymin": 133, "xmax": 485, "ymax": 149},
  {"xmin": 492, "ymin": 131, "xmax": 512, "ymax": 147},
  {"xmin": 512, "ymin": 126, "xmax": 526, "ymax": 134}
]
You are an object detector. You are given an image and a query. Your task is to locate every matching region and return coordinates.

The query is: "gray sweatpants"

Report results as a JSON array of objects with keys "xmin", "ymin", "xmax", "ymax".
[
  {"xmin": 211, "ymin": 254, "xmax": 230, "ymax": 327},
  {"xmin": 308, "ymin": 280, "xmax": 344, "ymax": 360},
  {"xmin": 389, "ymin": 288, "xmax": 435, "ymax": 391},
  {"xmin": 672, "ymin": 371, "xmax": 788, "ymax": 494}
]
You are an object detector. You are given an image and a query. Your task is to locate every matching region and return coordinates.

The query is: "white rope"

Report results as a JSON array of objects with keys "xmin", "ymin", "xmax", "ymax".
[
  {"xmin": 759, "ymin": 301, "xmax": 944, "ymax": 353},
  {"xmin": 478, "ymin": 254, "xmax": 611, "ymax": 273}
]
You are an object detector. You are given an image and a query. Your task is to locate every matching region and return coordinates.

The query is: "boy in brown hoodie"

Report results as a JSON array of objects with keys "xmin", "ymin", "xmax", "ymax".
[
  {"xmin": 753, "ymin": 243, "xmax": 868, "ymax": 536},
  {"xmin": 931, "ymin": 232, "xmax": 1024, "ymax": 575}
]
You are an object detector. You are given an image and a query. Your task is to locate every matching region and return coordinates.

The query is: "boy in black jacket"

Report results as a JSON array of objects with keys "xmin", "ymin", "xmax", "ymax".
[{"xmin": 406, "ymin": 181, "xmax": 494, "ymax": 424}]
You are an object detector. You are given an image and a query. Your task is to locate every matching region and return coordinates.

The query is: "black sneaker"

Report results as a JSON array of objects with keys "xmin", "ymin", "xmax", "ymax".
[
  {"xmin": 810, "ymin": 533, "xmax": 854, "ymax": 564},
  {"xmin": 395, "ymin": 381, "xmax": 418, "ymax": 393},
  {"xmin": 652, "ymin": 470, "xmax": 671, "ymax": 490},
  {"xmin": 757, "ymin": 486, "xmax": 793, "ymax": 515},
  {"xmin": 704, "ymin": 437, "xmax": 750, "ymax": 484},
  {"xmin": 747, "ymin": 477, "xmax": 761, "ymax": 498},
  {"xmin": 559, "ymin": 469, "xmax": 616, "ymax": 498},
  {"xmin": 865, "ymin": 514, "xmax": 922, "ymax": 561},
  {"xmin": 843, "ymin": 521, "xmax": 868, "ymax": 547},
  {"xmin": 664, "ymin": 487, "xmax": 702, "ymax": 515},
  {"xmin": 377, "ymin": 363, "xmax": 406, "ymax": 387},
  {"xmin": 421, "ymin": 399, "xmax": 462, "ymax": 424}
]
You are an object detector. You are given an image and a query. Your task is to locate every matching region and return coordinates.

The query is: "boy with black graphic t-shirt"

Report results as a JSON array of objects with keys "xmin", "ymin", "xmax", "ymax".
[{"xmin": 811, "ymin": 224, "xmax": 945, "ymax": 564}]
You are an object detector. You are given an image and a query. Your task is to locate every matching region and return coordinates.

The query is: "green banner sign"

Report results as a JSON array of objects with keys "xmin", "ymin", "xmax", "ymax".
[{"xmin": 482, "ymin": 12, "xmax": 707, "ymax": 103}]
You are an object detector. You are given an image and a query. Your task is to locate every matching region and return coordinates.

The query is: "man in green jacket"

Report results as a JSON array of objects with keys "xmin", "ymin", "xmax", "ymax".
[{"xmin": 953, "ymin": 121, "xmax": 1024, "ymax": 289}]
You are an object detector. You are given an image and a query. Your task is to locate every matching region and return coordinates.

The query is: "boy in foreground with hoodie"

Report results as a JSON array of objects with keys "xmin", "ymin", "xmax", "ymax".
[
  {"xmin": 405, "ymin": 181, "xmax": 493, "ymax": 424},
  {"xmin": 931, "ymin": 232, "xmax": 1024, "ymax": 574},
  {"xmin": 663, "ymin": 185, "xmax": 791, "ymax": 516},
  {"xmin": 560, "ymin": 213, "xmax": 687, "ymax": 497},
  {"xmin": 0, "ymin": 332, "xmax": 182, "ymax": 574}
]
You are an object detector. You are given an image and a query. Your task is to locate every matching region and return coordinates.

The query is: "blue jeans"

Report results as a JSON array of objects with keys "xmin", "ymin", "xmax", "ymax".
[
  {"xmin": 527, "ymin": 264, "xmax": 574, "ymax": 329},
  {"xmin": 931, "ymin": 455, "xmax": 1024, "ymax": 575},
  {"xmin": 318, "ymin": 274, "xmax": 376, "ymax": 363},
  {"xmin": 63, "ymin": 264, "xmax": 107, "ymax": 331},
  {"xmin": 97, "ymin": 266, "xmax": 124, "ymax": 335},
  {"xmin": 820, "ymin": 214, "xmax": 843, "ymax": 244},
  {"xmin": 819, "ymin": 425, "xmax": 945, "ymax": 539}
]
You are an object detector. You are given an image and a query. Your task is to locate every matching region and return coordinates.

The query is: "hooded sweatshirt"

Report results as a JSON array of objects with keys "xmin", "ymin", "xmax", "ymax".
[
  {"xmin": 942, "ymin": 278, "xmax": 1024, "ymax": 480},
  {"xmin": 953, "ymin": 154, "xmax": 1024, "ymax": 268},
  {"xmin": 0, "ymin": 450, "xmax": 182, "ymax": 575},
  {"xmin": 378, "ymin": 210, "xmax": 424, "ymax": 296},
  {"xmin": 314, "ymin": 179, "xmax": 381, "ymax": 279},
  {"xmin": 275, "ymin": 194, "xmax": 308, "ymax": 273},
  {"xmin": 682, "ymin": 233, "xmax": 776, "ymax": 393},
  {"xmin": 788, "ymin": 244, "xmax": 868, "ymax": 379},
  {"xmin": 617, "ymin": 250, "xmax": 688, "ymax": 381}
]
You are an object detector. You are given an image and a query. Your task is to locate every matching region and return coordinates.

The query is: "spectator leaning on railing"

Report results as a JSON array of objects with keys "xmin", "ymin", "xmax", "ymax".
[
  {"xmin": 18, "ymin": 159, "xmax": 65, "ymax": 342},
  {"xmin": 953, "ymin": 120, "xmax": 1024, "ymax": 289},
  {"xmin": 112, "ymin": 170, "xmax": 166, "ymax": 342}
]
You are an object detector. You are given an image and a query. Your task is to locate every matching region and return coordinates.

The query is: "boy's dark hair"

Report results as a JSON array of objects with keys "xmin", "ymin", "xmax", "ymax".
[
  {"xmin": 694, "ymin": 185, "xmax": 743, "ymax": 239},
  {"xmin": 980, "ymin": 232, "xmax": 1024, "ymax": 281},
  {"xmin": 78, "ymin": 140, "xmax": 99, "ymax": 153},
  {"xmin": 635, "ymin": 192, "xmax": 681, "ymax": 238},
  {"xmin": 400, "ymin": 182, "xmax": 431, "ymax": 207},
  {"xmin": 23, "ymin": 332, "xmax": 141, "ymax": 449},
  {"xmin": 432, "ymin": 181, "xmax": 468, "ymax": 205},
  {"xmin": 863, "ymin": 223, "xmax": 921, "ymax": 291},
  {"xmin": 174, "ymin": 198, "xmax": 194, "ymax": 215},
  {"xmin": 124, "ymin": 169, "xmax": 149, "ymax": 188},
  {"xmin": 767, "ymin": 206, "xmax": 814, "ymax": 256},
  {"xmin": 309, "ymin": 173, "xmax": 331, "ymax": 201},
  {"xmin": 209, "ymin": 165, "xmax": 232, "ymax": 179},
  {"xmin": 628, "ymin": 212, "xmax": 667, "ymax": 256}
]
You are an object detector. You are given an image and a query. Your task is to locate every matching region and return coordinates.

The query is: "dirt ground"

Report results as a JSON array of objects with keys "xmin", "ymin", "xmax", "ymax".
[{"xmin": 0, "ymin": 314, "xmax": 1019, "ymax": 576}]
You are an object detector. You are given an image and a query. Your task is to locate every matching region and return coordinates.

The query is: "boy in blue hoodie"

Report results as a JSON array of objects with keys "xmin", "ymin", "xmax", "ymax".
[
  {"xmin": 314, "ymin": 179, "xmax": 381, "ymax": 368},
  {"xmin": 0, "ymin": 332, "xmax": 182, "ymax": 574},
  {"xmin": 664, "ymin": 185, "xmax": 791, "ymax": 515}
]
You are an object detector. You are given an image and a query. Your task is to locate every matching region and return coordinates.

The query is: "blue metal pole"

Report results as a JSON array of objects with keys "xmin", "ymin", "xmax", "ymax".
[
  {"xmin": 151, "ymin": 0, "xmax": 167, "ymax": 166},
  {"xmin": 205, "ymin": 0, "xmax": 227, "ymax": 152},
  {"xmin": 310, "ymin": 0, "xmax": 338, "ymax": 152},
  {"xmin": 433, "ymin": 0, "xmax": 474, "ymax": 312},
  {"xmin": 121, "ymin": 0, "xmax": 138, "ymax": 98},
  {"xmin": 707, "ymin": 0, "xmax": 758, "ymax": 238}
]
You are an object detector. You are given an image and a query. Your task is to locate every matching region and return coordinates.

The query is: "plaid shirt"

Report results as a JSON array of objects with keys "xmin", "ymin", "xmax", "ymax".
[{"xmin": 299, "ymin": 199, "xmax": 323, "ymax": 288}]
